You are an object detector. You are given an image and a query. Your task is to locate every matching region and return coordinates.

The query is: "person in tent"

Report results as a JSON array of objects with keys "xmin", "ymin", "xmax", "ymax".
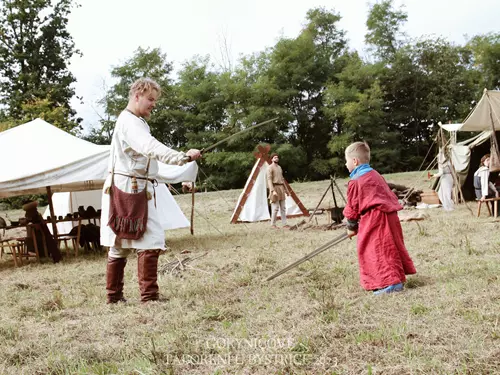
[
  {"xmin": 474, "ymin": 154, "xmax": 499, "ymax": 206},
  {"xmin": 101, "ymin": 77, "xmax": 201, "ymax": 304},
  {"xmin": 23, "ymin": 201, "xmax": 62, "ymax": 263},
  {"xmin": 343, "ymin": 142, "xmax": 416, "ymax": 295},
  {"xmin": 432, "ymin": 151, "xmax": 455, "ymax": 211},
  {"xmin": 267, "ymin": 153, "xmax": 290, "ymax": 229}
]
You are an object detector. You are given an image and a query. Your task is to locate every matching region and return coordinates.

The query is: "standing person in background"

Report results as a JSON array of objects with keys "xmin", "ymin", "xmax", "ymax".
[
  {"xmin": 267, "ymin": 153, "xmax": 290, "ymax": 229},
  {"xmin": 101, "ymin": 77, "xmax": 201, "ymax": 304},
  {"xmin": 432, "ymin": 151, "xmax": 455, "ymax": 211}
]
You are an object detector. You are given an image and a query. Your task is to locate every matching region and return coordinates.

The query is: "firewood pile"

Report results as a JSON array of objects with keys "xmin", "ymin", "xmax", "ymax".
[
  {"xmin": 387, "ymin": 183, "xmax": 423, "ymax": 206},
  {"xmin": 158, "ymin": 252, "xmax": 208, "ymax": 276}
]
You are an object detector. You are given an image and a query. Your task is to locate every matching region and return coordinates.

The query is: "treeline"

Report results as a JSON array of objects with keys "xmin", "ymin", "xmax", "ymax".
[{"xmin": 1, "ymin": 0, "xmax": 500, "ymax": 193}]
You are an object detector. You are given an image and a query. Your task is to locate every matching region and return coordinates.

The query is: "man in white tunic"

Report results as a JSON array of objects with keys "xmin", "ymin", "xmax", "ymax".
[{"xmin": 101, "ymin": 78, "xmax": 201, "ymax": 303}]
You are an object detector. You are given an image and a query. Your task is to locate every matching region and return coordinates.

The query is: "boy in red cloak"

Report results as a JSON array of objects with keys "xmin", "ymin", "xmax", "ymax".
[{"xmin": 343, "ymin": 142, "xmax": 416, "ymax": 295}]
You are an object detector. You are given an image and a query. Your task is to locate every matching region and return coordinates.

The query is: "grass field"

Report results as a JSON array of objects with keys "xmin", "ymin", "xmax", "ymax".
[{"xmin": 0, "ymin": 171, "xmax": 499, "ymax": 375}]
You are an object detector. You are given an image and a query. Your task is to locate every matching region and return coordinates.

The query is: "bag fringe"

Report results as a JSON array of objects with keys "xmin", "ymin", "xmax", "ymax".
[{"xmin": 108, "ymin": 215, "xmax": 146, "ymax": 235}]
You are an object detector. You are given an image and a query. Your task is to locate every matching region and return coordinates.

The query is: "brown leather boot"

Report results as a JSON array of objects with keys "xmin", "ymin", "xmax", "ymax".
[
  {"xmin": 106, "ymin": 257, "xmax": 127, "ymax": 303},
  {"xmin": 138, "ymin": 250, "xmax": 160, "ymax": 303}
]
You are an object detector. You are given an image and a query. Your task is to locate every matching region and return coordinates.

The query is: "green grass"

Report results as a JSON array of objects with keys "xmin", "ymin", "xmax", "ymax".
[{"xmin": 0, "ymin": 171, "xmax": 499, "ymax": 374}]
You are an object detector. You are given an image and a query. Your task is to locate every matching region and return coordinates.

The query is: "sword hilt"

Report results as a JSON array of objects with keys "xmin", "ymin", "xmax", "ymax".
[{"xmin": 182, "ymin": 148, "xmax": 205, "ymax": 163}]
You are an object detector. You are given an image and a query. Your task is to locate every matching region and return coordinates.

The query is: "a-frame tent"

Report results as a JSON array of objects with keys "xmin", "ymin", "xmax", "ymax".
[
  {"xmin": 230, "ymin": 145, "xmax": 309, "ymax": 223},
  {"xmin": 437, "ymin": 90, "xmax": 500, "ymax": 200}
]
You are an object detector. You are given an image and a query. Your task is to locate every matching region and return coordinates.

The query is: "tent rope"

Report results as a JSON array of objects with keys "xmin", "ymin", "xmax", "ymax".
[
  {"xmin": 416, "ymin": 135, "xmax": 438, "ymax": 173},
  {"xmin": 168, "ymin": 183, "xmax": 257, "ymax": 253},
  {"xmin": 400, "ymin": 136, "xmax": 442, "ymax": 202},
  {"xmin": 197, "ymin": 167, "xmax": 252, "ymax": 230},
  {"xmin": 168, "ymin": 184, "xmax": 229, "ymax": 237}
]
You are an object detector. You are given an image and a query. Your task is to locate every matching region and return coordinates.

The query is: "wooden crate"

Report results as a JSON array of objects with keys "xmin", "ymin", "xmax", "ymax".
[{"xmin": 420, "ymin": 191, "xmax": 440, "ymax": 205}]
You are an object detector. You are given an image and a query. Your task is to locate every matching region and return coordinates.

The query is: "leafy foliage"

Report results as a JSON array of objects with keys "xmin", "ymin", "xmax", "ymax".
[
  {"xmin": 90, "ymin": 4, "xmax": 500, "ymax": 188},
  {"xmin": 0, "ymin": 0, "xmax": 81, "ymax": 133}
]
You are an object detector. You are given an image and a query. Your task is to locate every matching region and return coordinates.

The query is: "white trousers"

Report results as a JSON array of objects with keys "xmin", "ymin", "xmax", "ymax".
[
  {"xmin": 271, "ymin": 200, "xmax": 287, "ymax": 225},
  {"xmin": 108, "ymin": 247, "xmax": 152, "ymax": 259}
]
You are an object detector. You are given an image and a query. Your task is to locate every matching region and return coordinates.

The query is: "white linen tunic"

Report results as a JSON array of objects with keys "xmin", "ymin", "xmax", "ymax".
[
  {"xmin": 100, "ymin": 111, "xmax": 187, "ymax": 250},
  {"xmin": 474, "ymin": 166, "xmax": 493, "ymax": 198},
  {"xmin": 434, "ymin": 160, "xmax": 454, "ymax": 211}
]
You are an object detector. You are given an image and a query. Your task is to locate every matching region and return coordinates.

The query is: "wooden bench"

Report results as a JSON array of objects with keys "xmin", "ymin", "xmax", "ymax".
[{"xmin": 477, "ymin": 197, "xmax": 500, "ymax": 217}]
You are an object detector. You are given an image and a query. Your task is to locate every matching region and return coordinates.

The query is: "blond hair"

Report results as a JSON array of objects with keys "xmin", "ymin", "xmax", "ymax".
[
  {"xmin": 345, "ymin": 141, "xmax": 371, "ymax": 163},
  {"xmin": 129, "ymin": 77, "xmax": 161, "ymax": 99}
]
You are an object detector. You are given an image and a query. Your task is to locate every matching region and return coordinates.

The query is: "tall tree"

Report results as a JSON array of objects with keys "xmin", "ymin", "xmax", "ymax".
[
  {"xmin": 325, "ymin": 52, "xmax": 400, "ymax": 174},
  {"xmin": 91, "ymin": 47, "xmax": 177, "ymax": 145},
  {"xmin": 0, "ymin": 0, "xmax": 81, "ymax": 132},
  {"xmin": 380, "ymin": 39, "xmax": 477, "ymax": 169},
  {"xmin": 174, "ymin": 56, "xmax": 227, "ymax": 149},
  {"xmin": 467, "ymin": 33, "xmax": 500, "ymax": 91},
  {"xmin": 262, "ymin": 7, "xmax": 348, "ymax": 179},
  {"xmin": 365, "ymin": 0, "xmax": 407, "ymax": 60}
]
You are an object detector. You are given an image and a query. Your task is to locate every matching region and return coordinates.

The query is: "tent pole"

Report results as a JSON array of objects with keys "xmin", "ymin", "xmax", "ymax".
[
  {"xmin": 190, "ymin": 184, "xmax": 195, "ymax": 235},
  {"xmin": 46, "ymin": 186, "xmax": 59, "ymax": 246}
]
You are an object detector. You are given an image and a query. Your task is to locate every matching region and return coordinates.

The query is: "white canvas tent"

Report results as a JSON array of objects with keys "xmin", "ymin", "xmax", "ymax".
[
  {"xmin": 0, "ymin": 118, "xmax": 197, "ymax": 232},
  {"xmin": 460, "ymin": 90, "xmax": 500, "ymax": 132},
  {"xmin": 437, "ymin": 89, "xmax": 500, "ymax": 199},
  {"xmin": 231, "ymin": 146, "xmax": 309, "ymax": 223},
  {"xmin": 0, "ymin": 118, "xmax": 198, "ymax": 197}
]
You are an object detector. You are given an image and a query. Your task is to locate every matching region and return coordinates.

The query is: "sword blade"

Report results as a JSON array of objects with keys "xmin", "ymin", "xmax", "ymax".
[
  {"xmin": 264, "ymin": 232, "xmax": 349, "ymax": 282},
  {"xmin": 203, "ymin": 117, "xmax": 279, "ymax": 153}
]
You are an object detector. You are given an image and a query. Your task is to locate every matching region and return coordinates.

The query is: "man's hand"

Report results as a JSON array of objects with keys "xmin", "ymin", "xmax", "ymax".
[
  {"xmin": 481, "ymin": 195, "xmax": 486, "ymax": 202},
  {"xmin": 272, "ymin": 191, "xmax": 278, "ymax": 197},
  {"xmin": 186, "ymin": 149, "xmax": 202, "ymax": 161},
  {"xmin": 347, "ymin": 229, "xmax": 357, "ymax": 238}
]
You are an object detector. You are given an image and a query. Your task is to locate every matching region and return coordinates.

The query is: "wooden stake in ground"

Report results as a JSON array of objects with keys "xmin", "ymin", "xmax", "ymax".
[
  {"xmin": 265, "ymin": 232, "xmax": 349, "ymax": 281},
  {"xmin": 190, "ymin": 185, "xmax": 195, "ymax": 235},
  {"xmin": 46, "ymin": 186, "xmax": 59, "ymax": 249}
]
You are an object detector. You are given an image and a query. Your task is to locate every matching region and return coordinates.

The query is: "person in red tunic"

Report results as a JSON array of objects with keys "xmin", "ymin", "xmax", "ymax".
[{"xmin": 343, "ymin": 142, "xmax": 416, "ymax": 295}]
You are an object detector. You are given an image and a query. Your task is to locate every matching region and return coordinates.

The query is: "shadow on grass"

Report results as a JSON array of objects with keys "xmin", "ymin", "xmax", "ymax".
[{"xmin": 406, "ymin": 274, "xmax": 433, "ymax": 289}]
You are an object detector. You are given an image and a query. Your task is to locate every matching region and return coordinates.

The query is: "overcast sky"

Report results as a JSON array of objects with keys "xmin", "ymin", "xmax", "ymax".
[{"xmin": 67, "ymin": 0, "xmax": 499, "ymax": 132}]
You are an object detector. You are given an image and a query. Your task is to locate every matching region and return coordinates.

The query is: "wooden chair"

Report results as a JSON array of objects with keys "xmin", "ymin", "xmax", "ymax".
[
  {"xmin": 0, "ymin": 239, "xmax": 20, "ymax": 267},
  {"xmin": 5, "ymin": 237, "xmax": 40, "ymax": 266},
  {"xmin": 0, "ymin": 239, "xmax": 8, "ymax": 259},
  {"xmin": 56, "ymin": 234, "xmax": 79, "ymax": 257},
  {"xmin": 476, "ymin": 197, "xmax": 500, "ymax": 217}
]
